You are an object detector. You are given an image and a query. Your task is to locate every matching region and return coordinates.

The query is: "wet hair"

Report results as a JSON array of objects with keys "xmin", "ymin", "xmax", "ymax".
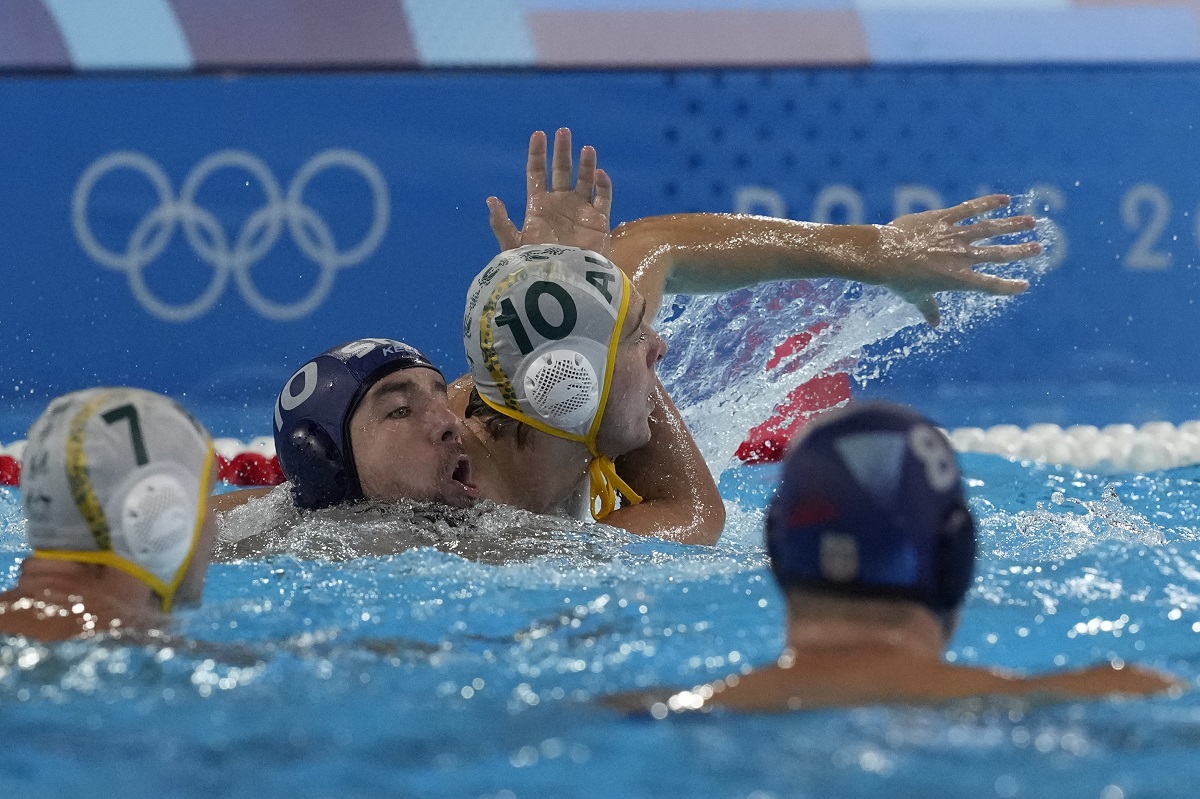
[{"xmin": 463, "ymin": 386, "xmax": 533, "ymax": 448}]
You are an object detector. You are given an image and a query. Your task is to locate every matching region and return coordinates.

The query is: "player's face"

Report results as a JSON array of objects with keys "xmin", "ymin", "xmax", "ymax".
[
  {"xmin": 349, "ymin": 368, "xmax": 480, "ymax": 508},
  {"xmin": 597, "ymin": 289, "xmax": 668, "ymax": 458}
]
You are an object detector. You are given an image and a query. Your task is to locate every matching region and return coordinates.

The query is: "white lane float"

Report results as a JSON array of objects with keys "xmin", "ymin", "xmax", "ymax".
[{"xmin": 2, "ymin": 420, "xmax": 1199, "ymax": 488}]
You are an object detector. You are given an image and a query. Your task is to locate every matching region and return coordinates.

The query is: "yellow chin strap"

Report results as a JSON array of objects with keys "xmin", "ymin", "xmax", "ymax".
[
  {"xmin": 36, "ymin": 393, "xmax": 216, "ymax": 612},
  {"xmin": 477, "ymin": 271, "xmax": 644, "ymax": 521},
  {"xmin": 588, "ymin": 456, "xmax": 643, "ymax": 520},
  {"xmin": 475, "ymin": 391, "xmax": 645, "ymax": 521}
]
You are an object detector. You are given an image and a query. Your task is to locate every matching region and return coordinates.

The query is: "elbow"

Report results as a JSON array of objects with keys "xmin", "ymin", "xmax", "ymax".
[
  {"xmin": 689, "ymin": 497, "xmax": 726, "ymax": 547},
  {"xmin": 701, "ymin": 501, "xmax": 726, "ymax": 546}
]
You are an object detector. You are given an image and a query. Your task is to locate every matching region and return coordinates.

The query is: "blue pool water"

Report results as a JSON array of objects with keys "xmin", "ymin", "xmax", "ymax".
[
  {"xmin": 3, "ymin": 249, "xmax": 1198, "ymax": 798},
  {"xmin": 2, "ymin": 451, "xmax": 1199, "ymax": 799}
]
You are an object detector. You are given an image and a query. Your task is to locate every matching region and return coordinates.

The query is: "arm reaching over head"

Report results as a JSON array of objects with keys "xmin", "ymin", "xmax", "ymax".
[
  {"xmin": 488, "ymin": 128, "xmax": 613, "ymax": 255},
  {"xmin": 607, "ymin": 195, "xmax": 1042, "ymax": 325}
]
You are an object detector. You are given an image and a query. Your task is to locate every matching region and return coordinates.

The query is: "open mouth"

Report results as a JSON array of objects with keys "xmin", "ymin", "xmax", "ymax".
[{"xmin": 450, "ymin": 455, "xmax": 480, "ymax": 498}]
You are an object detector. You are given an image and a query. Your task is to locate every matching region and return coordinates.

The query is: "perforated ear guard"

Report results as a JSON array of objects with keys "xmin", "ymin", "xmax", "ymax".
[
  {"xmin": 279, "ymin": 420, "xmax": 352, "ymax": 509},
  {"xmin": 102, "ymin": 461, "xmax": 200, "ymax": 588},
  {"xmin": 522, "ymin": 349, "xmax": 600, "ymax": 431}
]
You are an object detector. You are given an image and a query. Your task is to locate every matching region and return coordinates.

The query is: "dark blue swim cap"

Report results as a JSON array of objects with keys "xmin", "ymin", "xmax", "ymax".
[
  {"xmin": 273, "ymin": 338, "xmax": 442, "ymax": 509},
  {"xmin": 766, "ymin": 402, "xmax": 976, "ymax": 621}
]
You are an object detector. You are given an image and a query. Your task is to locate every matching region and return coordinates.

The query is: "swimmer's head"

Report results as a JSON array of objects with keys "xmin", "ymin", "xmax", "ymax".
[
  {"xmin": 766, "ymin": 402, "xmax": 976, "ymax": 636},
  {"xmin": 274, "ymin": 339, "xmax": 476, "ymax": 510},
  {"xmin": 22, "ymin": 388, "xmax": 216, "ymax": 612},
  {"xmin": 462, "ymin": 245, "xmax": 659, "ymax": 519}
]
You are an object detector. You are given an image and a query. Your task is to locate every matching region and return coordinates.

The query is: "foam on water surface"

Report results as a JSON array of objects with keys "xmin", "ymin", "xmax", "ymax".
[
  {"xmin": 2, "ymin": 451, "xmax": 1199, "ymax": 798},
  {"xmin": 3, "ymin": 210, "xmax": 1199, "ymax": 797}
]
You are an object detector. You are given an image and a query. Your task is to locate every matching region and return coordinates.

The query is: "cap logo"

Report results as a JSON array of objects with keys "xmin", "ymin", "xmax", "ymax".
[
  {"xmin": 477, "ymin": 264, "xmax": 500, "ymax": 286},
  {"xmin": 819, "ymin": 532, "xmax": 860, "ymax": 583},
  {"xmin": 336, "ymin": 338, "xmax": 394, "ymax": 360},
  {"xmin": 834, "ymin": 431, "xmax": 907, "ymax": 506},
  {"xmin": 909, "ymin": 425, "xmax": 959, "ymax": 492},
  {"xmin": 276, "ymin": 362, "xmax": 318, "ymax": 430}
]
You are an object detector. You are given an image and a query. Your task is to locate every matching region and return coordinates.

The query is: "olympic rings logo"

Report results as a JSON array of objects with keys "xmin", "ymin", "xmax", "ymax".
[{"xmin": 72, "ymin": 149, "xmax": 389, "ymax": 321}]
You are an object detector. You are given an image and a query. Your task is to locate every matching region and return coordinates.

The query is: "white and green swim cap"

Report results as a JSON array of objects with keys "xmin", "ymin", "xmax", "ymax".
[
  {"xmin": 463, "ymin": 245, "xmax": 641, "ymax": 519},
  {"xmin": 21, "ymin": 388, "xmax": 215, "ymax": 611}
]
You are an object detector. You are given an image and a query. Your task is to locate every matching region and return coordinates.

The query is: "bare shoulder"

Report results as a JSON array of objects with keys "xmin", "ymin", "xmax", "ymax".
[
  {"xmin": 0, "ymin": 596, "xmax": 93, "ymax": 642},
  {"xmin": 1023, "ymin": 662, "xmax": 1184, "ymax": 699},
  {"xmin": 600, "ymin": 656, "xmax": 1183, "ymax": 717}
]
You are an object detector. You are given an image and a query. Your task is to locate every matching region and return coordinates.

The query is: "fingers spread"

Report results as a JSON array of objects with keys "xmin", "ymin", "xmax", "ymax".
[
  {"xmin": 526, "ymin": 131, "xmax": 548, "ymax": 196},
  {"xmin": 594, "ymin": 168, "xmax": 613, "ymax": 217},
  {"xmin": 958, "ymin": 215, "xmax": 1036, "ymax": 241},
  {"xmin": 487, "ymin": 197, "xmax": 521, "ymax": 251},
  {"xmin": 551, "ymin": 127, "xmax": 573, "ymax": 192},
  {"xmin": 945, "ymin": 194, "xmax": 1011, "ymax": 223},
  {"xmin": 576, "ymin": 145, "xmax": 597, "ymax": 199},
  {"xmin": 956, "ymin": 267, "xmax": 1030, "ymax": 295},
  {"xmin": 968, "ymin": 241, "xmax": 1043, "ymax": 264}
]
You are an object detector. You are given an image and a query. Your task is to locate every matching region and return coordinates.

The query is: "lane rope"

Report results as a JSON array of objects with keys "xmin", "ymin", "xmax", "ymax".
[{"xmin": 3, "ymin": 421, "xmax": 1200, "ymax": 488}]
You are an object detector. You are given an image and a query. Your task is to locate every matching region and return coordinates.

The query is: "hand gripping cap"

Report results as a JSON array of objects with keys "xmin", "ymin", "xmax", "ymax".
[
  {"xmin": 766, "ymin": 402, "xmax": 976, "ymax": 619},
  {"xmin": 273, "ymin": 338, "xmax": 441, "ymax": 509}
]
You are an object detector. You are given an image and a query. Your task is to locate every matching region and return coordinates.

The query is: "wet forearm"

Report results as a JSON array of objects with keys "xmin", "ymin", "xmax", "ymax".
[{"xmin": 609, "ymin": 214, "xmax": 890, "ymax": 307}]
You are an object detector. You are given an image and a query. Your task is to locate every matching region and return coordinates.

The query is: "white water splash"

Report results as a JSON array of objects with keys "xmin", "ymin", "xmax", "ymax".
[{"xmin": 657, "ymin": 201, "xmax": 1060, "ymax": 479}]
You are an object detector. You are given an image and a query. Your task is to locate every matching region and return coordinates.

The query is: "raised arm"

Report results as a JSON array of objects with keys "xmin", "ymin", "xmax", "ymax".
[
  {"xmin": 607, "ymin": 378, "xmax": 724, "ymax": 545},
  {"xmin": 487, "ymin": 128, "xmax": 613, "ymax": 255},
  {"xmin": 607, "ymin": 197, "xmax": 1043, "ymax": 324}
]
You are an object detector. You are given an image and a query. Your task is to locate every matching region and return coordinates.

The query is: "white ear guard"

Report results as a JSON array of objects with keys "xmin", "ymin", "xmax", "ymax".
[
  {"xmin": 523, "ymin": 349, "xmax": 600, "ymax": 432},
  {"xmin": 103, "ymin": 462, "xmax": 201, "ymax": 589}
]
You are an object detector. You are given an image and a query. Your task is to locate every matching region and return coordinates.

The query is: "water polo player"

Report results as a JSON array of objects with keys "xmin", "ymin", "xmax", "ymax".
[
  {"xmin": 220, "ymin": 127, "xmax": 1046, "ymax": 548},
  {"xmin": 459, "ymin": 245, "xmax": 722, "ymax": 541},
  {"xmin": 608, "ymin": 402, "xmax": 1179, "ymax": 712},
  {"xmin": 271, "ymin": 338, "xmax": 479, "ymax": 511},
  {"xmin": 0, "ymin": 388, "xmax": 217, "ymax": 640}
]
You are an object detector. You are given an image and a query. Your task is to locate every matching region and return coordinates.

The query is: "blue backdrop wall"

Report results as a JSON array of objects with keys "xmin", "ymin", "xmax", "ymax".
[{"xmin": 2, "ymin": 67, "xmax": 1198, "ymax": 433}]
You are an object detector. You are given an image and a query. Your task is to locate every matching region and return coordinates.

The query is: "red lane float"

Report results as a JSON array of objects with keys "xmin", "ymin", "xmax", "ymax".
[
  {"xmin": 222, "ymin": 452, "xmax": 285, "ymax": 486},
  {"xmin": 0, "ymin": 455, "xmax": 20, "ymax": 487},
  {"xmin": 0, "ymin": 443, "xmax": 285, "ymax": 487}
]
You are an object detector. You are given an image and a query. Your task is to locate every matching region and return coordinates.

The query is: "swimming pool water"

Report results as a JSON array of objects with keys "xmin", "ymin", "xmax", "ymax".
[
  {"xmin": 3, "ymin": 245, "xmax": 1197, "ymax": 797},
  {"xmin": 2, "ymin": 450, "xmax": 1198, "ymax": 799}
]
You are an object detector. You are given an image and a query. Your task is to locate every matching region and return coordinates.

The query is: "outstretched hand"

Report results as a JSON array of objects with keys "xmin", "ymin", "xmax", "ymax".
[
  {"xmin": 488, "ymin": 128, "xmax": 614, "ymax": 255},
  {"xmin": 879, "ymin": 195, "xmax": 1042, "ymax": 326}
]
